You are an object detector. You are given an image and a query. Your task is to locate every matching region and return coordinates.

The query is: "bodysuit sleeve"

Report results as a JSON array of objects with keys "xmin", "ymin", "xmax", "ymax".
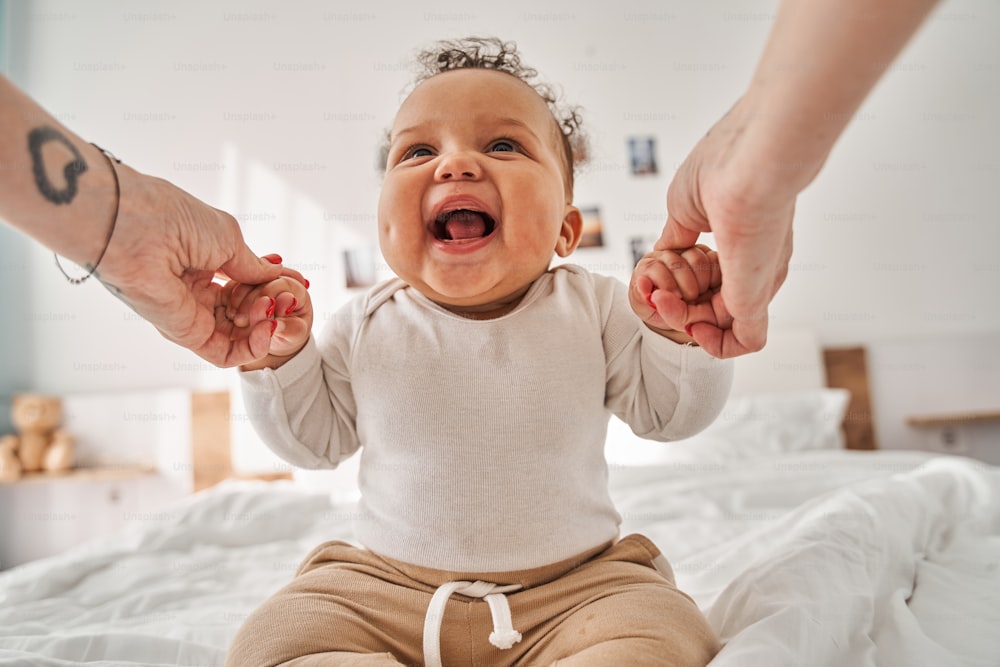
[
  {"xmin": 595, "ymin": 273, "xmax": 734, "ymax": 441},
  {"xmin": 238, "ymin": 296, "xmax": 364, "ymax": 469}
]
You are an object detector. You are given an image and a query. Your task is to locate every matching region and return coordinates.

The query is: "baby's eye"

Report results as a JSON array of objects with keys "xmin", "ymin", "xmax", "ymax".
[
  {"xmin": 488, "ymin": 140, "xmax": 518, "ymax": 153},
  {"xmin": 404, "ymin": 146, "xmax": 434, "ymax": 160}
]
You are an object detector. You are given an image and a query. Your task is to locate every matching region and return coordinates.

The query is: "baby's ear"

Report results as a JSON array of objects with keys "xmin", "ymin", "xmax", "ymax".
[{"xmin": 554, "ymin": 206, "xmax": 582, "ymax": 257}]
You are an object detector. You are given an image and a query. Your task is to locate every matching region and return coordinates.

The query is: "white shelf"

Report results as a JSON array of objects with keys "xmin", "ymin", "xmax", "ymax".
[{"xmin": 3, "ymin": 465, "xmax": 157, "ymax": 486}]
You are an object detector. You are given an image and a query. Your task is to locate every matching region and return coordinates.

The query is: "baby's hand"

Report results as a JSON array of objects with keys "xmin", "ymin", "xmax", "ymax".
[
  {"xmin": 629, "ymin": 244, "xmax": 730, "ymax": 341},
  {"xmin": 222, "ymin": 270, "xmax": 313, "ymax": 370}
]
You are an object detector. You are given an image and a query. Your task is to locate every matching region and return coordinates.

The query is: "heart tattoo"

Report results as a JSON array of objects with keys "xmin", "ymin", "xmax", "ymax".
[{"xmin": 28, "ymin": 126, "xmax": 88, "ymax": 205}]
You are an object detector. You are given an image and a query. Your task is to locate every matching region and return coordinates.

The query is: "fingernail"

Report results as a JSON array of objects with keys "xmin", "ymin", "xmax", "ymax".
[
  {"xmin": 646, "ymin": 292, "xmax": 656, "ymax": 309},
  {"xmin": 270, "ymin": 320, "xmax": 277, "ymax": 336},
  {"xmin": 265, "ymin": 298, "xmax": 275, "ymax": 319},
  {"xmin": 266, "ymin": 254, "xmax": 282, "ymax": 265},
  {"xmin": 285, "ymin": 298, "xmax": 297, "ymax": 316},
  {"xmin": 303, "ymin": 278, "xmax": 310, "ymax": 289},
  {"xmin": 684, "ymin": 324, "xmax": 694, "ymax": 337}
]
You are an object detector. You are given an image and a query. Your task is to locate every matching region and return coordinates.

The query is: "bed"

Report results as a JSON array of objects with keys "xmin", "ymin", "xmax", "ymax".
[{"xmin": 1, "ymin": 335, "xmax": 998, "ymax": 666}]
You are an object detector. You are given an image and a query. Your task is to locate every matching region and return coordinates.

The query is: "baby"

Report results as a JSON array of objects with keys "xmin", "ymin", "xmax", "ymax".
[{"xmin": 225, "ymin": 37, "xmax": 732, "ymax": 667}]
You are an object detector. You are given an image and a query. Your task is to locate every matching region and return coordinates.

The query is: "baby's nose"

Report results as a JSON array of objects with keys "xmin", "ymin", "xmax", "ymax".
[{"xmin": 434, "ymin": 151, "xmax": 481, "ymax": 180}]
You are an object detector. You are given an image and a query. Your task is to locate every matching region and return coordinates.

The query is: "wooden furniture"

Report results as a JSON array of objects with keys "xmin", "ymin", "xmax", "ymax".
[
  {"xmin": 906, "ymin": 410, "xmax": 1000, "ymax": 428},
  {"xmin": 823, "ymin": 346, "xmax": 877, "ymax": 451},
  {"xmin": 190, "ymin": 391, "xmax": 292, "ymax": 491},
  {"xmin": 905, "ymin": 409, "xmax": 1000, "ymax": 455},
  {"xmin": 0, "ymin": 390, "xmax": 290, "ymax": 568},
  {"xmin": 14, "ymin": 465, "xmax": 156, "ymax": 485}
]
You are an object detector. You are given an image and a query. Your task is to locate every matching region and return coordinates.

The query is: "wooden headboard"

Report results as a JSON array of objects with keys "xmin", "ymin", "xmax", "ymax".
[
  {"xmin": 728, "ymin": 330, "xmax": 876, "ymax": 452},
  {"xmin": 823, "ymin": 346, "xmax": 877, "ymax": 451}
]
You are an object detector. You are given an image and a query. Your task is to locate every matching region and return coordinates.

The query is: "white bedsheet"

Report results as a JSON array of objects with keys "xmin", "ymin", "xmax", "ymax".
[
  {"xmin": 616, "ymin": 451, "xmax": 1000, "ymax": 666},
  {"xmin": 1, "ymin": 449, "xmax": 998, "ymax": 666}
]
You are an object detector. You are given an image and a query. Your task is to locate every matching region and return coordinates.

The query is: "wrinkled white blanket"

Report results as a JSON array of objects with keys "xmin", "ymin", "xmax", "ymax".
[
  {"xmin": 675, "ymin": 456, "xmax": 1000, "ymax": 666},
  {"xmin": 1, "ymin": 450, "xmax": 998, "ymax": 666}
]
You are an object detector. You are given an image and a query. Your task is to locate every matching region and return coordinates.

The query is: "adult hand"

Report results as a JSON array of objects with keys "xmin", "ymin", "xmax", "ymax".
[
  {"xmin": 656, "ymin": 107, "xmax": 794, "ymax": 358},
  {"xmin": 221, "ymin": 273, "xmax": 314, "ymax": 372},
  {"xmin": 1, "ymin": 75, "xmax": 300, "ymax": 368},
  {"xmin": 629, "ymin": 244, "xmax": 728, "ymax": 346},
  {"xmin": 95, "ymin": 162, "xmax": 300, "ymax": 367},
  {"xmin": 656, "ymin": 0, "xmax": 940, "ymax": 359}
]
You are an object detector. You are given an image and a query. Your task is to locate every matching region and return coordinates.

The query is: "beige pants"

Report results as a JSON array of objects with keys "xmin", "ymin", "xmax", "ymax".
[{"xmin": 226, "ymin": 534, "xmax": 719, "ymax": 667}]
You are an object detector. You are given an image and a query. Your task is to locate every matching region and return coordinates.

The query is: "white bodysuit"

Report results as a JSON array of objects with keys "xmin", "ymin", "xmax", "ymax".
[{"xmin": 240, "ymin": 264, "xmax": 733, "ymax": 573}]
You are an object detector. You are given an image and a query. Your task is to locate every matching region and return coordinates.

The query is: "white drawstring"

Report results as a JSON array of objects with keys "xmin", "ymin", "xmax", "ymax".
[{"xmin": 423, "ymin": 580, "xmax": 523, "ymax": 667}]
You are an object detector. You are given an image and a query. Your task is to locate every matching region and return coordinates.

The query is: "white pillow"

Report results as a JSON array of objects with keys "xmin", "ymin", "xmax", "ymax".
[{"xmin": 605, "ymin": 388, "xmax": 851, "ymax": 467}]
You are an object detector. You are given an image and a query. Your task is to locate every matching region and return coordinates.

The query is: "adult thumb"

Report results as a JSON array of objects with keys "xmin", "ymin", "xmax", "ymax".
[
  {"xmin": 221, "ymin": 246, "xmax": 284, "ymax": 285},
  {"xmin": 654, "ymin": 216, "xmax": 702, "ymax": 251}
]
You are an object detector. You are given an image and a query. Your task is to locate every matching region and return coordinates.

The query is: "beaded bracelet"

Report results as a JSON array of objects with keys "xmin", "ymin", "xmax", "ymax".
[{"xmin": 54, "ymin": 143, "xmax": 122, "ymax": 284}]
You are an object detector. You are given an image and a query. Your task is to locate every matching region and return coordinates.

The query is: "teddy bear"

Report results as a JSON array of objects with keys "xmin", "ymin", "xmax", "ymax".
[
  {"xmin": 0, "ymin": 434, "xmax": 21, "ymax": 482},
  {"xmin": 0, "ymin": 393, "xmax": 75, "ymax": 481}
]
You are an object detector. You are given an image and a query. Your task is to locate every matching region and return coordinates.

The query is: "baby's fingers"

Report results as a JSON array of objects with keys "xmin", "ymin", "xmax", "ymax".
[
  {"xmin": 273, "ymin": 291, "xmax": 299, "ymax": 319},
  {"xmin": 239, "ymin": 294, "xmax": 276, "ymax": 331},
  {"xmin": 277, "ymin": 266, "xmax": 309, "ymax": 289},
  {"xmin": 634, "ymin": 256, "xmax": 682, "ymax": 300},
  {"xmin": 649, "ymin": 289, "xmax": 720, "ymax": 333},
  {"xmin": 631, "ymin": 262, "xmax": 678, "ymax": 321},
  {"xmin": 268, "ymin": 316, "xmax": 311, "ymax": 356},
  {"xmin": 683, "ymin": 245, "xmax": 722, "ymax": 294},
  {"xmin": 665, "ymin": 245, "xmax": 720, "ymax": 301},
  {"xmin": 223, "ymin": 281, "xmax": 262, "ymax": 326},
  {"xmin": 246, "ymin": 318, "xmax": 277, "ymax": 360}
]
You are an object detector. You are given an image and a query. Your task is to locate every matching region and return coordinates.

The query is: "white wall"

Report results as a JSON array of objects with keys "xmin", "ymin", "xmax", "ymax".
[
  {"xmin": 2, "ymin": 0, "xmax": 998, "ymax": 453},
  {"xmin": 868, "ymin": 333, "xmax": 1000, "ymax": 461}
]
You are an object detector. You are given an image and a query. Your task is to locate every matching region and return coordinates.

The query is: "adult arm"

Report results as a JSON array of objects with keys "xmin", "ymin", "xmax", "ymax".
[
  {"xmin": 660, "ymin": 0, "xmax": 940, "ymax": 358},
  {"xmin": 0, "ymin": 74, "xmax": 287, "ymax": 367}
]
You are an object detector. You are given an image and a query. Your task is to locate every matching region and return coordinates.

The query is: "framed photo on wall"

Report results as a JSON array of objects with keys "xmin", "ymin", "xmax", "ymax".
[
  {"xmin": 578, "ymin": 206, "xmax": 605, "ymax": 248},
  {"xmin": 627, "ymin": 136, "xmax": 658, "ymax": 176},
  {"xmin": 629, "ymin": 234, "xmax": 658, "ymax": 267}
]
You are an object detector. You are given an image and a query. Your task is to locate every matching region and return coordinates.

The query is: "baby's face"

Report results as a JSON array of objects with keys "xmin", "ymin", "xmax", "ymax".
[{"xmin": 378, "ymin": 69, "xmax": 581, "ymax": 317}]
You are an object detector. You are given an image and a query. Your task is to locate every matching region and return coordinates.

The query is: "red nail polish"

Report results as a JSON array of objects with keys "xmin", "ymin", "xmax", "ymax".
[
  {"xmin": 285, "ymin": 298, "xmax": 297, "ymax": 316},
  {"xmin": 270, "ymin": 320, "xmax": 277, "ymax": 336},
  {"xmin": 266, "ymin": 255, "xmax": 282, "ymax": 265},
  {"xmin": 265, "ymin": 299, "xmax": 275, "ymax": 319},
  {"xmin": 303, "ymin": 279, "xmax": 310, "ymax": 289},
  {"xmin": 684, "ymin": 325, "xmax": 694, "ymax": 337}
]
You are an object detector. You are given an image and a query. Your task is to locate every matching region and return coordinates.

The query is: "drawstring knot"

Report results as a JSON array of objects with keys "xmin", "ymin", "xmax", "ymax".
[{"xmin": 423, "ymin": 580, "xmax": 523, "ymax": 667}]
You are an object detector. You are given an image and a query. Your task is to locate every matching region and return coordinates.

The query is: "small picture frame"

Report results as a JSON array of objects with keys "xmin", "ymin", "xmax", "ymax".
[
  {"xmin": 629, "ymin": 235, "xmax": 658, "ymax": 267},
  {"xmin": 627, "ymin": 136, "xmax": 658, "ymax": 176},
  {"xmin": 578, "ymin": 206, "xmax": 605, "ymax": 248}
]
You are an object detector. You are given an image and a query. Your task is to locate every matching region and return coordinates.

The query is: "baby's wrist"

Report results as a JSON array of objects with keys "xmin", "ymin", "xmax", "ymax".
[{"xmin": 239, "ymin": 343, "xmax": 307, "ymax": 372}]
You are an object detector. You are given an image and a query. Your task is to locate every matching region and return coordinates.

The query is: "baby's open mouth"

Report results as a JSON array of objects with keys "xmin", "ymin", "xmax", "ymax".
[{"xmin": 432, "ymin": 209, "xmax": 497, "ymax": 241}]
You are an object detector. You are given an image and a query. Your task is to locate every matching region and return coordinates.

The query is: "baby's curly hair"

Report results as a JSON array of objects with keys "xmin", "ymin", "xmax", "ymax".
[{"xmin": 378, "ymin": 36, "xmax": 588, "ymax": 195}]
